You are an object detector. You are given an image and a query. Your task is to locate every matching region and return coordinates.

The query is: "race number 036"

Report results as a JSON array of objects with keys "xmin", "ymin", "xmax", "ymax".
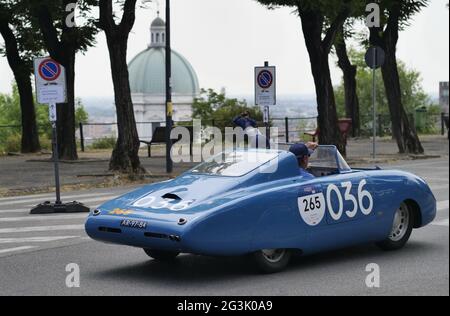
[{"xmin": 327, "ymin": 179, "xmax": 374, "ymax": 221}]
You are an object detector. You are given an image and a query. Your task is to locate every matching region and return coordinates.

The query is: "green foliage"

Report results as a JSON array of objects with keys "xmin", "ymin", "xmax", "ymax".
[
  {"xmin": 89, "ymin": 137, "xmax": 117, "ymax": 150},
  {"xmin": 19, "ymin": 0, "xmax": 99, "ymax": 55},
  {"xmin": 75, "ymin": 98, "xmax": 89, "ymax": 126},
  {"xmin": 193, "ymin": 89, "xmax": 264, "ymax": 131},
  {"xmin": 0, "ymin": 0, "xmax": 46, "ymax": 68},
  {"xmin": 334, "ymin": 49, "xmax": 438, "ymax": 134},
  {"xmin": 0, "ymin": 84, "xmax": 90, "ymax": 154}
]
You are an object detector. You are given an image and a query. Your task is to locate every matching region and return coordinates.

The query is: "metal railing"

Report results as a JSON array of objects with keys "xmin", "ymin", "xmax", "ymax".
[{"xmin": 1, "ymin": 113, "xmax": 448, "ymax": 152}]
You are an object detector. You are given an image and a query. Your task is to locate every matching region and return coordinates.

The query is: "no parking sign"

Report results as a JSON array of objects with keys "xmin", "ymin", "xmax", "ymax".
[
  {"xmin": 255, "ymin": 65, "xmax": 276, "ymax": 106},
  {"xmin": 34, "ymin": 57, "xmax": 67, "ymax": 105}
]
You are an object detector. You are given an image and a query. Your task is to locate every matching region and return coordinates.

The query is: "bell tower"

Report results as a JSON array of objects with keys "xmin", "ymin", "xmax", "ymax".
[{"xmin": 150, "ymin": 12, "xmax": 166, "ymax": 48}]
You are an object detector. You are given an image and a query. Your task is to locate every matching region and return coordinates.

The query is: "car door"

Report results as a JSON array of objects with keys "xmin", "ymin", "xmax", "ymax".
[{"xmin": 303, "ymin": 171, "xmax": 378, "ymax": 253}]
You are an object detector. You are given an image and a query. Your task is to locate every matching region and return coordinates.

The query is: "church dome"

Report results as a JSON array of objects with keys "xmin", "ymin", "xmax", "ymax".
[
  {"xmin": 151, "ymin": 16, "xmax": 165, "ymax": 28},
  {"xmin": 128, "ymin": 15, "xmax": 200, "ymax": 97},
  {"xmin": 128, "ymin": 48, "xmax": 199, "ymax": 96}
]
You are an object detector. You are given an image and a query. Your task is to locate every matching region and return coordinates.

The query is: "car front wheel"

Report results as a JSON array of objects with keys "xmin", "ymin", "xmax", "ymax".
[
  {"xmin": 376, "ymin": 202, "xmax": 414, "ymax": 251},
  {"xmin": 253, "ymin": 249, "xmax": 291, "ymax": 274},
  {"xmin": 144, "ymin": 249, "xmax": 180, "ymax": 261}
]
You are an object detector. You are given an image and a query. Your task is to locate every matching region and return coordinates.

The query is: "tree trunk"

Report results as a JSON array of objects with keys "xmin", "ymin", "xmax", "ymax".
[
  {"xmin": 369, "ymin": 4, "xmax": 424, "ymax": 154},
  {"xmin": 381, "ymin": 31, "xmax": 423, "ymax": 154},
  {"xmin": 36, "ymin": 4, "xmax": 78, "ymax": 160},
  {"xmin": 107, "ymin": 39, "xmax": 143, "ymax": 174},
  {"xmin": 99, "ymin": 0, "xmax": 144, "ymax": 174},
  {"xmin": 56, "ymin": 51, "xmax": 78, "ymax": 160},
  {"xmin": 0, "ymin": 21, "xmax": 41, "ymax": 153},
  {"xmin": 335, "ymin": 34, "xmax": 361, "ymax": 137},
  {"xmin": 299, "ymin": 8, "xmax": 346, "ymax": 155}
]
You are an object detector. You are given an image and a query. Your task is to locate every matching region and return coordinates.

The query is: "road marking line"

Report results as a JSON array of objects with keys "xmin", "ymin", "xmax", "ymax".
[
  {"xmin": 0, "ymin": 225, "xmax": 85, "ymax": 234},
  {"xmin": 0, "ymin": 193, "xmax": 55, "ymax": 202},
  {"xmin": 0, "ymin": 192, "xmax": 115, "ymax": 207},
  {"xmin": 0, "ymin": 198, "xmax": 116, "ymax": 214},
  {"xmin": 391, "ymin": 160, "xmax": 448, "ymax": 168},
  {"xmin": 432, "ymin": 219, "xmax": 449, "ymax": 227},
  {"xmin": 437, "ymin": 200, "xmax": 449, "ymax": 212},
  {"xmin": 431, "ymin": 185, "xmax": 450, "ymax": 191},
  {"xmin": 423, "ymin": 177, "xmax": 450, "ymax": 183},
  {"xmin": 0, "ymin": 236, "xmax": 79, "ymax": 244},
  {"xmin": 0, "ymin": 209, "xmax": 30, "ymax": 214},
  {"xmin": 25, "ymin": 196, "xmax": 118, "ymax": 208},
  {"xmin": 0, "ymin": 214, "xmax": 88, "ymax": 223},
  {"xmin": 0, "ymin": 246, "xmax": 37, "ymax": 255}
]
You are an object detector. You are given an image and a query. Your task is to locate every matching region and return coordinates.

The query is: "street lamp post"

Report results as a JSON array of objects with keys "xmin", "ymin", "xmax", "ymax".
[{"xmin": 165, "ymin": 0, "xmax": 173, "ymax": 173}]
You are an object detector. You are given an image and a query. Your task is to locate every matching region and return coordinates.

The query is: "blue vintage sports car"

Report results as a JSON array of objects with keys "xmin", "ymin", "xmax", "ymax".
[{"xmin": 85, "ymin": 146, "xmax": 437, "ymax": 273}]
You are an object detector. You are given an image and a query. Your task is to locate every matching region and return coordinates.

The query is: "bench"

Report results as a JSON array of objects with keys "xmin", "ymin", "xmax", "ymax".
[
  {"xmin": 140, "ymin": 125, "xmax": 194, "ymax": 158},
  {"xmin": 304, "ymin": 119, "xmax": 353, "ymax": 144}
]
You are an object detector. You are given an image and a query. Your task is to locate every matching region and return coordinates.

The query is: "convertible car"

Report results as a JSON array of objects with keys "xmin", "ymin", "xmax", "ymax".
[{"xmin": 85, "ymin": 146, "xmax": 436, "ymax": 273}]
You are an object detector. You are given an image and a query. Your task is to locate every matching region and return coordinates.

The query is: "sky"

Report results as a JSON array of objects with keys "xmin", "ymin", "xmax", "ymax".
[{"xmin": 0, "ymin": 0, "xmax": 449, "ymax": 99}]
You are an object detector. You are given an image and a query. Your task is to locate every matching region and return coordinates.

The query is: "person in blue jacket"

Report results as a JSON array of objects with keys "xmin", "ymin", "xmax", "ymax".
[
  {"xmin": 233, "ymin": 111, "xmax": 266, "ymax": 148},
  {"xmin": 289, "ymin": 142, "xmax": 318, "ymax": 180},
  {"xmin": 233, "ymin": 111, "xmax": 257, "ymax": 130}
]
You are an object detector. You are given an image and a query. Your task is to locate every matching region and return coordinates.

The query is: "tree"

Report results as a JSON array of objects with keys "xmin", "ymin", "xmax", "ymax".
[
  {"xmin": 334, "ymin": 24, "xmax": 361, "ymax": 137},
  {"xmin": 368, "ymin": 0, "xmax": 427, "ymax": 154},
  {"xmin": 335, "ymin": 49, "xmax": 435, "ymax": 133},
  {"xmin": 24, "ymin": 0, "xmax": 98, "ymax": 160},
  {"xmin": 0, "ymin": 0, "xmax": 41, "ymax": 153},
  {"xmin": 98, "ymin": 0, "xmax": 144, "ymax": 174},
  {"xmin": 257, "ymin": 0, "xmax": 363, "ymax": 155},
  {"xmin": 193, "ymin": 88, "xmax": 264, "ymax": 132},
  {"xmin": 75, "ymin": 98, "xmax": 89, "ymax": 127},
  {"xmin": 0, "ymin": 84, "xmax": 89, "ymax": 148}
]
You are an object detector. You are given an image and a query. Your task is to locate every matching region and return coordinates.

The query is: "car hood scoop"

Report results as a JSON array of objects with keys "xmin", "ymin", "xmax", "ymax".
[{"xmin": 103, "ymin": 174, "xmax": 242, "ymax": 214}]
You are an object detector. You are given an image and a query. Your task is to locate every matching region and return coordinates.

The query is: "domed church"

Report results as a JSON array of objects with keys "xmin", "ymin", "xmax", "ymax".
[{"xmin": 128, "ymin": 14, "xmax": 200, "ymax": 141}]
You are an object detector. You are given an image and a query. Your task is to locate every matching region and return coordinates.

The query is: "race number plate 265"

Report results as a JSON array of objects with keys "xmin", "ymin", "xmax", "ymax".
[{"xmin": 298, "ymin": 193, "xmax": 326, "ymax": 226}]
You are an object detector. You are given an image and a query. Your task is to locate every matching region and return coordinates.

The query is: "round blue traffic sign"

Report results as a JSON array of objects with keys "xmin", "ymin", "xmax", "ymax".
[
  {"xmin": 257, "ymin": 70, "xmax": 274, "ymax": 89},
  {"xmin": 38, "ymin": 59, "xmax": 61, "ymax": 81}
]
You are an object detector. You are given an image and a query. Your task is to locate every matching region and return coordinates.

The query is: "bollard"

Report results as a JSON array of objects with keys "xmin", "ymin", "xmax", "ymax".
[
  {"xmin": 79, "ymin": 122, "xmax": 85, "ymax": 152},
  {"xmin": 285, "ymin": 117, "xmax": 289, "ymax": 143}
]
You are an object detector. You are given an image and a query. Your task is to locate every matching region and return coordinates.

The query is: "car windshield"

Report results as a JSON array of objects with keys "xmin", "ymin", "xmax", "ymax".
[
  {"xmin": 191, "ymin": 151, "xmax": 279, "ymax": 177},
  {"xmin": 309, "ymin": 146, "xmax": 351, "ymax": 172}
]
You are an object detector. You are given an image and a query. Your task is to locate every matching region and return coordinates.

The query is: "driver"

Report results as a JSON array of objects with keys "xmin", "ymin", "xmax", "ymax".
[{"xmin": 289, "ymin": 142, "xmax": 318, "ymax": 179}]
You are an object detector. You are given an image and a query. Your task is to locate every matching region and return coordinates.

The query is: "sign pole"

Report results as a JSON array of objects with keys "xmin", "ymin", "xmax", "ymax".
[
  {"xmin": 264, "ymin": 61, "xmax": 270, "ymax": 149},
  {"xmin": 31, "ymin": 57, "xmax": 89, "ymax": 215},
  {"xmin": 50, "ymin": 105, "xmax": 62, "ymax": 205},
  {"xmin": 255, "ymin": 61, "xmax": 276, "ymax": 150},
  {"xmin": 165, "ymin": 0, "xmax": 173, "ymax": 174},
  {"xmin": 372, "ymin": 47, "xmax": 377, "ymax": 159},
  {"xmin": 264, "ymin": 105, "xmax": 270, "ymax": 149}
]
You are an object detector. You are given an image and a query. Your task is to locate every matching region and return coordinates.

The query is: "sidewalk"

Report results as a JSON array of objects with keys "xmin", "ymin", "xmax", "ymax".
[{"xmin": 0, "ymin": 135, "xmax": 448, "ymax": 197}]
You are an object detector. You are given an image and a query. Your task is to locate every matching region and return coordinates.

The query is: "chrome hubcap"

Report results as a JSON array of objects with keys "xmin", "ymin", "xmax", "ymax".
[
  {"xmin": 389, "ymin": 203, "xmax": 410, "ymax": 242},
  {"xmin": 261, "ymin": 249, "xmax": 286, "ymax": 263}
]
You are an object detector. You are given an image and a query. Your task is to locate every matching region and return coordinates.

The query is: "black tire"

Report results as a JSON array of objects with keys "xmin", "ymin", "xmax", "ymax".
[
  {"xmin": 252, "ymin": 249, "xmax": 291, "ymax": 274},
  {"xmin": 376, "ymin": 202, "xmax": 414, "ymax": 251},
  {"xmin": 144, "ymin": 249, "xmax": 180, "ymax": 261}
]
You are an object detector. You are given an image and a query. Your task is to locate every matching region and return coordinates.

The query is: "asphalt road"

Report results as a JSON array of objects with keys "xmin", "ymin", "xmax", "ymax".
[{"xmin": 0, "ymin": 158, "xmax": 448, "ymax": 296}]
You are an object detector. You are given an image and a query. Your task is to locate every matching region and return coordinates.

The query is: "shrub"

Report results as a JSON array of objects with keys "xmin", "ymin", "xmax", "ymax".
[
  {"xmin": 90, "ymin": 137, "xmax": 116, "ymax": 150},
  {"xmin": 4, "ymin": 134, "xmax": 22, "ymax": 153}
]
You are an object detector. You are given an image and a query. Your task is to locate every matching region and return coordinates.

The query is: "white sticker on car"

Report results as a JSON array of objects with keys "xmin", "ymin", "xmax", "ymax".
[
  {"xmin": 132, "ymin": 195, "xmax": 194, "ymax": 211},
  {"xmin": 298, "ymin": 193, "xmax": 326, "ymax": 226}
]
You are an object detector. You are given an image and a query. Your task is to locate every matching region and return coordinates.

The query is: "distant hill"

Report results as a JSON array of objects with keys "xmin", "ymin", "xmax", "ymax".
[{"xmin": 80, "ymin": 94, "xmax": 319, "ymax": 123}]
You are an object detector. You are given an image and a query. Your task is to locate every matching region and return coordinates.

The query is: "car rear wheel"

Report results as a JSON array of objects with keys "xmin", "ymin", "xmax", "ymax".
[
  {"xmin": 144, "ymin": 249, "xmax": 180, "ymax": 261},
  {"xmin": 376, "ymin": 202, "xmax": 414, "ymax": 251},
  {"xmin": 253, "ymin": 249, "xmax": 291, "ymax": 274}
]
